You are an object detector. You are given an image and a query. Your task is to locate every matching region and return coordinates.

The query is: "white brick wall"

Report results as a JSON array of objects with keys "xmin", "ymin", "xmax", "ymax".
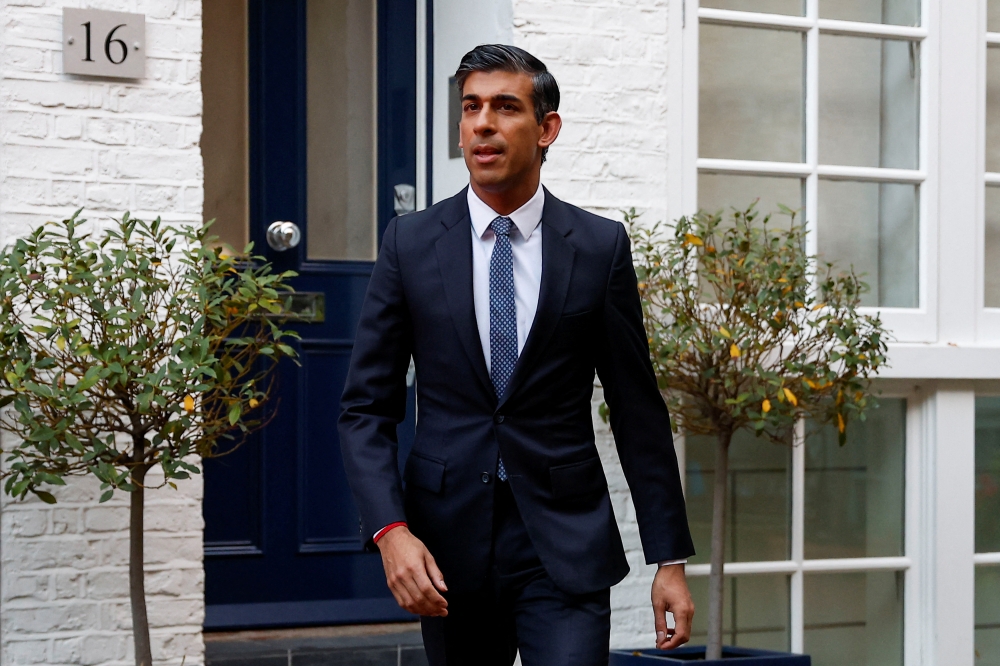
[
  {"xmin": 512, "ymin": 0, "xmax": 674, "ymax": 649},
  {"xmin": 0, "ymin": 1, "xmax": 205, "ymax": 665}
]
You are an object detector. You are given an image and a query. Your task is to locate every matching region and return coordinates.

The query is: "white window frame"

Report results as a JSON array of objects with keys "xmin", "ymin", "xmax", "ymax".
[
  {"xmin": 672, "ymin": 0, "xmax": 938, "ymax": 345},
  {"xmin": 682, "ymin": 389, "xmax": 924, "ymax": 659}
]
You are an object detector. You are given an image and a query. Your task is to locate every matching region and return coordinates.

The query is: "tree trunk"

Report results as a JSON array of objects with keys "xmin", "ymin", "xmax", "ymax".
[
  {"xmin": 706, "ymin": 429, "xmax": 732, "ymax": 661},
  {"xmin": 129, "ymin": 443, "xmax": 152, "ymax": 666}
]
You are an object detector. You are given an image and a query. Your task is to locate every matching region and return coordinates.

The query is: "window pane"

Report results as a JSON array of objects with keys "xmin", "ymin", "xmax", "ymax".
[
  {"xmin": 978, "ymin": 567, "xmax": 1000, "ymax": 666},
  {"xmin": 700, "ymin": 24, "xmax": 805, "ymax": 163},
  {"xmin": 689, "ymin": 575, "xmax": 790, "ymax": 651},
  {"xmin": 819, "ymin": 36, "xmax": 919, "ymax": 169},
  {"xmin": 818, "ymin": 181, "xmax": 918, "ymax": 308},
  {"xmin": 686, "ymin": 430, "xmax": 791, "ymax": 564},
  {"xmin": 987, "ymin": 48, "xmax": 1000, "ymax": 173},
  {"xmin": 699, "ymin": 173, "xmax": 803, "ymax": 220},
  {"xmin": 975, "ymin": 397, "xmax": 1000, "ymax": 554},
  {"xmin": 804, "ymin": 571, "xmax": 904, "ymax": 666},
  {"xmin": 202, "ymin": 0, "xmax": 248, "ymax": 253},
  {"xmin": 820, "ymin": 0, "xmax": 919, "ymax": 27},
  {"xmin": 805, "ymin": 398, "xmax": 906, "ymax": 559},
  {"xmin": 986, "ymin": 188, "xmax": 1000, "ymax": 308},
  {"xmin": 306, "ymin": 0, "xmax": 376, "ymax": 261},
  {"xmin": 991, "ymin": 0, "xmax": 1000, "ymax": 33},
  {"xmin": 701, "ymin": 0, "xmax": 804, "ymax": 15}
]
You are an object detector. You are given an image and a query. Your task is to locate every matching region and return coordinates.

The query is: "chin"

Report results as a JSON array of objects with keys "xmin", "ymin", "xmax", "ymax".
[{"xmin": 469, "ymin": 168, "xmax": 510, "ymax": 189}]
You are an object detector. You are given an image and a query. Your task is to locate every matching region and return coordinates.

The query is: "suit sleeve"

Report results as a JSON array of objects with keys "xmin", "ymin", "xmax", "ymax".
[
  {"xmin": 595, "ymin": 222, "xmax": 696, "ymax": 564},
  {"xmin": 338, "ymin": 217, "xmax": 413, "ymax": 551}
]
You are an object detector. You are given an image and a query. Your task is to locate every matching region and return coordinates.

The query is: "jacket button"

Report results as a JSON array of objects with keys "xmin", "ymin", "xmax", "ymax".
[
  {"xmin": 481, "ymin": 472, "xmax": 491, "ymax": 484},
  {"xmin": 494, "ymin": 414, "xmax": 505, "ymax": 424}
]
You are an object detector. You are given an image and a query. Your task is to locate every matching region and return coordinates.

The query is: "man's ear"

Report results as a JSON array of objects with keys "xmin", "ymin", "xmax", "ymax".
[{"xmin": 538, "ymin": 111, "xmax": 562, "ymax": 150}]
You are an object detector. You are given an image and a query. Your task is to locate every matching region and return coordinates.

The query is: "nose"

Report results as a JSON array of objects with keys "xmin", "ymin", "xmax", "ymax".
[{"xmin": 473, "ymin": 105, "xmax": 497, "ymax": 135}]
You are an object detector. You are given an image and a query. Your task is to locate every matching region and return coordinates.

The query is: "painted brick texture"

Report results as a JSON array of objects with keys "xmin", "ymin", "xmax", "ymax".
[
  {"xmin": 512, "ymin": 0, "xmax": 675, "ymax": 650},
  {"xmin": 0, "ymin": 1, "xmax": 205, "ymax": 665}
]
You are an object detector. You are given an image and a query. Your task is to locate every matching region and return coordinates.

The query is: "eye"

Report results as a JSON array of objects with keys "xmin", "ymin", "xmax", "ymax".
[{"xmin": 463, "ymin": 102, "xmax": 479, "ymax": 112}]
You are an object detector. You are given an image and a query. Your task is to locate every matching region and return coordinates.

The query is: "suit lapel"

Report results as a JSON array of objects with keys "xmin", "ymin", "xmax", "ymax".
[
  {"xmin": 498, "ymin": 190, "xmax": 575, "ymax": 409},
  {"xmin": 435, "ymin": 191, "xmax": 494, "ymax": 399}
]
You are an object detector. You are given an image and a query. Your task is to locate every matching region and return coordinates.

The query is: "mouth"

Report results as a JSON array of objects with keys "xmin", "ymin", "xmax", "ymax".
[{"xmin": 472, "ymin": 144, "xmax": 503, "ymax": 165}]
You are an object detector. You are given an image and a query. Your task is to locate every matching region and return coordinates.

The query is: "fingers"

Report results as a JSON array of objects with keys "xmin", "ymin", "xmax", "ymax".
[
  {"xmin": 425, "ymin": 552, "xmax": 449, "ymax": 593},
  {"xmin": 661, "ymin": 605, "xmax": 692, "ymax": 650}
]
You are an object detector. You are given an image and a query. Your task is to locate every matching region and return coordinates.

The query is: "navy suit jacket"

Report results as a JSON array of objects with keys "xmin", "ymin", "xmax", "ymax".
[{"xmin": 338, "ymin": 187, "xmax": 694, "ymax": 595}]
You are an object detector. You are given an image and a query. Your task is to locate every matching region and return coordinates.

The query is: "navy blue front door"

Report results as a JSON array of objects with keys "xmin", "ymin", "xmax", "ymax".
[{"xmin": 203, "ymin": 0, "xmax": 418, "ymax": 630}]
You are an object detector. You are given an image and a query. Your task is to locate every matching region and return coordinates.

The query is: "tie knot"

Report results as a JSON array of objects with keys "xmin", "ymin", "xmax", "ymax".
[{"xmin": 490, "ymin": 216, "xmax": 513, "ymax": 237}]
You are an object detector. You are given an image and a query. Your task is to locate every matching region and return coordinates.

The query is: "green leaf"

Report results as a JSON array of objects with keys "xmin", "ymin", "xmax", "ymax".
[
  {"xmin": 228, "ymin": 402, "xmax": 241, "ymax": 425},
  {"xmin": 32, "ymin": 489, "xmax": 57, "ymax": 504},
  {"xmin": 99, "ymin": 490, "xmax": 114, "ymax": 503}
]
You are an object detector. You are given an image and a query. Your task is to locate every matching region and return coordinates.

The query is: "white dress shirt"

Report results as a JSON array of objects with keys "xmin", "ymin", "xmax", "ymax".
[{"xmin": 468, "ymin": 183, "xmax": 545, "ymax": 372}]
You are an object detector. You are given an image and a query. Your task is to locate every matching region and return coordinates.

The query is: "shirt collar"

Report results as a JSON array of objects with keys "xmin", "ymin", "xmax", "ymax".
[{"xmin": 467, "ymin": 182, "xmax": 545, "ymax": 241}]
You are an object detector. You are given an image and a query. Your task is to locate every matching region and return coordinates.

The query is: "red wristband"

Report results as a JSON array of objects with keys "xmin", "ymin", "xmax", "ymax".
[{"xmin": 373, "ymin": 522, "xmax": 408, "ymax": 544}]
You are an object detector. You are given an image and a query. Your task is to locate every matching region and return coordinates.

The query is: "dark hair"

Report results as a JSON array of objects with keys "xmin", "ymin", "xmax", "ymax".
[{"xmin": 455, "ymin": 44, "xmax": 560, "ymax": 162}]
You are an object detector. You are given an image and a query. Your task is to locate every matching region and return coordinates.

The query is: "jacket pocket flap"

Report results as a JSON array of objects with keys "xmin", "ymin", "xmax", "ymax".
[
  {"xmin": 407, "ymin": 453, "xmax": 445, "ymax": 494},
  {"xmin": 549, "ymin": 457, "xmax": 604, "ymax": 499}
]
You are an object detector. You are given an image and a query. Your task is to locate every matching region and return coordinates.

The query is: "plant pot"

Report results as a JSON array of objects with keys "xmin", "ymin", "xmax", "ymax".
[{"xmin": 610, "ymin": 646, "xmax": 811, "ymax": 664}]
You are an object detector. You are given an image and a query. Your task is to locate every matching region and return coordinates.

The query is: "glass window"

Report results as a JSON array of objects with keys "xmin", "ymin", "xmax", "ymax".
[
  {"xmin": 686, "ymin": 430, "xmax": 792, "ymax": 564},
  {"xmin": 306, "ymin": 0, "xmax": 377, "ymax": 261},
  {"xmin": 976, "ymin": 397, "xmax": 1000, "ymax": 554},
  {"xmin": 202, "ymin": 0, "xmax": 249, "ymax": 253},
  {"xmin": 699, "ymin": 174, "xmax": 804, "ymax": 219},
  {"xmin": 986, "ymin": 49, "xmax": 1000, "ymax": 175},
  {"xmin": 978, "ymin": 568, "xmax": 1000, "ymax": 666},
  {"xmin": 819, "ymin": 0, "xmax": 919, "ymax": 27},
  {"xmin": 986, "ymin": 19, "xmax": 1000, "ymax": 307},
  {"xmin": 688, "ymin": 575, "xmax": 791, "ymax": 652},
  {"xmin": 699, "ymin": 24, "xmax": 805, "ymax": 163},
  {"xmin": 986, "ymin": 188, "xmax": 1000, "ymax": 308},
  {"xmin": 977, "ymin": 398, "xmax": 1000, "ymax": 665},
  {"xmin": 805, "ymin": 398, "xmax": 906, "ymax": 559},
  {"xmin": 819, "ymin": 36, "xmax": 919, "ymax": 170},
  {"xmin": 817, "ymin": 181, "xmax": 918, "ymax": 308},
  {"xmin": 698, "ymin": 9, "xmax": 923, "ymax": 310},
  {"xmin": 701, "ymin": 0, "xmax": 805, "ymax": 16},
  {"xmin": 804, "ymin": 571, "xmax": 904, "ymax": 666}
]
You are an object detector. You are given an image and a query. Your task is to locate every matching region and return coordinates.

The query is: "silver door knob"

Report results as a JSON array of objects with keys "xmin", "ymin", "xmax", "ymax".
[{"xmin": 266, "ymin": 221, "xmax": 301, "ymax": 251}]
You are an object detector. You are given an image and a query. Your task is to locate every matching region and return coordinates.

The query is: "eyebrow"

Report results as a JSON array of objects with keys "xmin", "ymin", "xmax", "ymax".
[{"xmin": 461, "ymin": 93, "xmax": 525, "ymax": 104}]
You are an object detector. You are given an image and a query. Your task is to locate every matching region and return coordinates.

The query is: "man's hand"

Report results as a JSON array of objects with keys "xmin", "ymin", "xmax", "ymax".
[
  {"xmin": 376, "ymin": 526, "xmax": 449, "ymax": 617},
  {"xmin": 652, "ymin": 564, "xmax": 694, "ymax": 650}
]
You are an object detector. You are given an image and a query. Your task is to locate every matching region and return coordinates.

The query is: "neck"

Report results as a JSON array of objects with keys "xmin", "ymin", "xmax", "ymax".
[{"xmin": 470, "ymin": 170, "xmax": 541, "ymax": 216}]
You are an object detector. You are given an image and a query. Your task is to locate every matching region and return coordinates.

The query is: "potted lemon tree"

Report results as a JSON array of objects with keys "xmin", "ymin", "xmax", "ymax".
[
  {"xmin": 0, "ymin": 212, "xmax": 298, "ymax": 666},
  {"xmin": 609, "ymin": 204, "xmax": 888, "ymax": 664}
]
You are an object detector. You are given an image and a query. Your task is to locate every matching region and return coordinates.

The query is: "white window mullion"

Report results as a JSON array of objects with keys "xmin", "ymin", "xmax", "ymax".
[
  {"xmin": 805, "ymin": 2, "xmax": 820, "ymax": 277},
  {"xmin": 976, "ymin": 552, "xmax": 1000, "ymax": 565},
  {"xmin": 791, "ymin": 419, "xmax": 806, "ymax": 654}
]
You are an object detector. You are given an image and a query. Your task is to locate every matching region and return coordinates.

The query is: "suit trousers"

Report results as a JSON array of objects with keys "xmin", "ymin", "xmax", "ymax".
[{"xmin": 420, "ymin": 480, "xmax": 612, "ymax": 666}]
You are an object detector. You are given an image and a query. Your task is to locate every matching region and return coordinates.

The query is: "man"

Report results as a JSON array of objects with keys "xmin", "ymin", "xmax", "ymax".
[{"xmin": 339, "ymin": 44, "xmax": 695, "ymax": 666}]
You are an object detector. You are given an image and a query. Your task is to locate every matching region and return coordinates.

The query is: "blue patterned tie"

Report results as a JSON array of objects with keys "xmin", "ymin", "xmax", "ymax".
[{"xmin": 489, "ymin": 216, "xmax": 517, "ymax": 481}]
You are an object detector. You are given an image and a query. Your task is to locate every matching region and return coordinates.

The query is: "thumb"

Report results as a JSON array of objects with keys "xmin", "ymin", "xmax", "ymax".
[
  {"xmin": 653, "ymin": 591, "xmax": 668, "ymax": 646},
  {"xmin": 425, "ymin": 551, "xmax": 448, "ymax": 593}
]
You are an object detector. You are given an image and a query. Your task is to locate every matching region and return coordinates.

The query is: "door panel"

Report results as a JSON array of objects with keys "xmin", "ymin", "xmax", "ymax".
[{"xmin": 203, "ymin": 0, "xmax": 418, "ymax": 630}]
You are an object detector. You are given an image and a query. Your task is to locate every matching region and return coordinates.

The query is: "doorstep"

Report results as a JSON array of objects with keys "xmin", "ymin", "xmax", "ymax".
[{"xmin": 204, "ymin": 622, "xmax": 427, "ymax": 666}]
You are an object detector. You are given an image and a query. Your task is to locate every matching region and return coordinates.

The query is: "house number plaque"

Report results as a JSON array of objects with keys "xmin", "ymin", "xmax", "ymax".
[{"xmin": 62, "ymin": 8, "xmax": 145, "ymax": 79}]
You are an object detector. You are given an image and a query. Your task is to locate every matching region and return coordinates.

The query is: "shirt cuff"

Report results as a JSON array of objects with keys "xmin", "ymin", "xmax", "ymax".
[
  {"xmin": 372, "ymin": 522, "xmax": 407, "ymax": 544},
  {"xmin": 657, "ymin": 559, "xmax": 688, "ymax": 567}
]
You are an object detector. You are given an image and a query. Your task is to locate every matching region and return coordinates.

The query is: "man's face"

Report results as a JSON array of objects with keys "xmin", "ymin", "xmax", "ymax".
[{"xmin": 458, "ymin": 70, "xmax": 558, "ymax": 192}]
